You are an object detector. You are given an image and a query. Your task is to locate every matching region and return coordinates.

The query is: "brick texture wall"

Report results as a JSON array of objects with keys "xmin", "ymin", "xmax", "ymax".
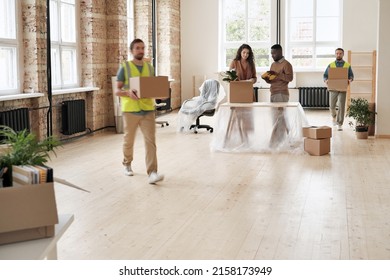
[{"xmin": 1, "ymin": 0, "xmax": 181, "ymax": 140}]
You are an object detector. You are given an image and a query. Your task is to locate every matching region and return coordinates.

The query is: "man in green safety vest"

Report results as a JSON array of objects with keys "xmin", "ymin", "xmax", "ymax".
[
  {"xmin": 323, "ymin": 48, "xmax": 354, "ymax": 131},
  {"xmin": 115, "ymin": 38, "xmax": 164, "ymax": 184}
]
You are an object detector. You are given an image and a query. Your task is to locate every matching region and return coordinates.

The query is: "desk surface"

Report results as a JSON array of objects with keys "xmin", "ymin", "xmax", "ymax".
[
  {"xmin": 0, "ymin": 214, "xmax": 74, "ymax": 260},
  {"xmin": 221, "ymin": 102, "xmax": 301, "ymax": 108}
]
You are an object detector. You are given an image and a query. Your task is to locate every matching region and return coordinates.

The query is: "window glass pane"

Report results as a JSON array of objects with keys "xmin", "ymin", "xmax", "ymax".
[
  {"xmin": 253, "ymin": 48, "xmax": 269, "ymax": 67},
  {"xmin": 0, "ymin": 0, "xmax": 16, "ymax": 39},
  {"xmin": 248, "ymin": 0, "xmax": 270, "ymax": 17},
  {"xmin": 316, "ymin": 47, "xmax": 335, "ymax": 68},
  {"xmin": 61, "ymin": 3, "xmax": 76, "ymax": 43},
  {"xmin": 0, "ymin": 46, "xmax": 17, "ymax": 90},
  {"xmin": 290, "ymin": 0, "xmax": 313, "ymax": 17},
  {"xmin": 61, "ymin": 48, "xmax": 77, "ymax": 85},
  {"xmin": 290, "ymin": 18, "xmax": 313, "ymax": 41},
  {"xmin": 291, "ymin": 47, "xmax": 313, "ymax": 68},
  {"xmin": 317, "ymin": 0, "xmax": 339, "ymax": 17},
  {"xmin": 51, "ymin": 47, "xmax": 61, "ymax": 87},
  {"xmin": 248, "ymin": 18, "xmax": 270, "ymax": 42},
  {"xmin": 316, "ymin": 17, "xmax": 339, "ymax": 41},
  {"xmin": 226, "ymin": 48, "xmax": 237, "ymax": 68},
  {"xmin": 225, "ymin": 0, "xmax": 245, "ymax": 42},
  {"xmin": 50, "ymin": 0, "xmax": 59, "ymax": 42},
  {"xmin": 61, "ymin": 0, "xmax": 75, "ymax": 4}
]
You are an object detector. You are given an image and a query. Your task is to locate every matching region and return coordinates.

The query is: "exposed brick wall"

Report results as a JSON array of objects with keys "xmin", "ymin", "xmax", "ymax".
[
  {"xmin": 157, "ymin": 0, "xmax": 181, "ymax": 109},
  {"xmin": 1, "ymin": 0, "xmax": 181, "ymax": 141}
]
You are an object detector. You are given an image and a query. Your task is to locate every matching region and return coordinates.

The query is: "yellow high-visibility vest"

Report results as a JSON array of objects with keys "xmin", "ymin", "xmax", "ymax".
[
  {"xmin": 121, "ymin": 61, "xmax": 155, "ymax": 112},
  {"xmin": 330, "ymin": 61, "xmax": 351, "ymax": 68}
]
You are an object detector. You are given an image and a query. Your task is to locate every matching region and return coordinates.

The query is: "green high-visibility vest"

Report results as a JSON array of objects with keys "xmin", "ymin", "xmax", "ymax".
[{"xmin": 121, "ymin": 61, "xmax": 155, "ymax": 112}]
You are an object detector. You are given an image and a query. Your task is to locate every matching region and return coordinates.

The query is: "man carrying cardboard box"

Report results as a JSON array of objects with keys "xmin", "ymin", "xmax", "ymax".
[
  {"xmin": 323, "ymin": 48, "xmax": 354, "ymax": 131},
  {"xmin": 116, "ymin": 39, "xmax": 164, "ymax": 184}
]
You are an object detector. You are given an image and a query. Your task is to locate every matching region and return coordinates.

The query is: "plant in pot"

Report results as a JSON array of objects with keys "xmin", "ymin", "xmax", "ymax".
[
  {"xmin": 220, "ymin": 69, "xmax": 238, "ymax": 83},
  {"xmin": 346, "ymin": 97, "xmax": 376, "ymax": 139},
  {"xmin": 0, "ymin": 126, "xmax": 61, "ymax": 187}
]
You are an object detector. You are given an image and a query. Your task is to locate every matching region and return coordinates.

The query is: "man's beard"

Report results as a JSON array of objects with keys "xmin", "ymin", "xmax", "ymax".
[{"xmin": 134, "ymin": 54, "xmax": 144, "ymax": 60}]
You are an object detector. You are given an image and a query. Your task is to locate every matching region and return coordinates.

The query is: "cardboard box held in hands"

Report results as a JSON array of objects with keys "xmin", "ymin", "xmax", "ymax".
[
  {"xmin": 327, "ymin": 67, "xmax": 349, "ymax": 92},
  {"xmin": 129, "ymin": 76, "xmax": 169, "ymax": 99}
]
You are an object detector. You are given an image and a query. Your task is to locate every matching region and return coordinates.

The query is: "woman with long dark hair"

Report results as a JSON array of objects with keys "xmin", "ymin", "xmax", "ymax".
[{"xmin": 229, "ymin": 44, "xmax": 257, "ymax": 83}]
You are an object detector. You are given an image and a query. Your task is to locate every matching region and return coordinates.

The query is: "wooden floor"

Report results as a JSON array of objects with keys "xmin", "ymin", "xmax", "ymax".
[{"xmin": 49, "ymin": 109, "xmax": 390, "ymax": 260}]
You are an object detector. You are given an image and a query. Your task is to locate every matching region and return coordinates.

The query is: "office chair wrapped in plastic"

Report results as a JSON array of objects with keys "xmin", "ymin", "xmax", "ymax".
[{"xmin": 178, "ymin": 79, "xmax": 225, "ymax": 133}]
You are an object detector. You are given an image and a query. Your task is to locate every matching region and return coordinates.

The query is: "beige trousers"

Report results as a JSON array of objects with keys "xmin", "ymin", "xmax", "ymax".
[
  {"xmin": 329, "ymin": 91, "xmax": 347, "ymax": 125},
  {"xmin": 122, "ymin": 112, "xmax": 157, "ymax": 175}
]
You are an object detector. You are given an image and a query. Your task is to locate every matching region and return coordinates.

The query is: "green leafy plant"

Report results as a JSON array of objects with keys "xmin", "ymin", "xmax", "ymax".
[
  {"xmin": 220, "ymin": 69, "xmax": 238, "ymax": 82},
  {"xmin": 0, "ymin": 125, "xmax": 61, "ymax": 167},
  {"xmin": 346, "ymin": 98, "xmax": 375, "ymax": 131}
]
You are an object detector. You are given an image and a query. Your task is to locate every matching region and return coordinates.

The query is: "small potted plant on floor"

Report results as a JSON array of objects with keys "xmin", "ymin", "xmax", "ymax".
[
  {"xmin": 346, "ymin": 97, "xmax": 376, "ymax": 139},
  {"xmin": 0, "ymin": 126, "xmax": 61, "ymax": 187}
]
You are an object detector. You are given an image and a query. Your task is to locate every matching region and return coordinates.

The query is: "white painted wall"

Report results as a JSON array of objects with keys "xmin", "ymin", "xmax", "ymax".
[
  {"xmin": 180, "ymin": 0, "xmax": 220, "ymax": 101},
  {"xmin": 376, "ymin": 0, "xmax": 390, "ymax": 136}
]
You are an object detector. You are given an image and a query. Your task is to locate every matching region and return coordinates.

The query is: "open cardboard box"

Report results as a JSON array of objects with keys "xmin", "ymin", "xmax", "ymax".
[
  {"xmin": 228, "ymin": 81, "xmax": 254, "ymax": 103},
  {"xmin": 129, "ymin": 76, "xmax": 169, "ymax": 98},
  {"xmin": 0, "ymin": 177, "xmax": 88, "ymax": 245},
  {"xmin": 327, "ymin": 68, "xmax": 348, "ymax": 92}
]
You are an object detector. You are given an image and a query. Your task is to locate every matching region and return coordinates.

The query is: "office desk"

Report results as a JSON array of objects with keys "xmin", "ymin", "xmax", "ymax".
[
  {"xmin": 0, "ymin": 214, "xmax": 74, "ymax": 260},
  {"xmin": 210, "ymin": 102, "xmax": 308, "ymax": 153}
]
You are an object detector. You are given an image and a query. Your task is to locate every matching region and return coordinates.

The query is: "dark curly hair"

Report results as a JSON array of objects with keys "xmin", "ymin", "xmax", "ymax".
[{"xmin": 234, "ymin": 44, "xmax": 256, "ymax": 74}]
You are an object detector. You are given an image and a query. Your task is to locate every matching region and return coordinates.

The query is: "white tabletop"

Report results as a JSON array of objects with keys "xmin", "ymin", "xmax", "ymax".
[
  {"xmin": 221, "ymin": 102, "xmax": 301, "ymax": 108},
  {"xmin": 0, "ymin": 214, "xmax": 74, "ymax": 260}
]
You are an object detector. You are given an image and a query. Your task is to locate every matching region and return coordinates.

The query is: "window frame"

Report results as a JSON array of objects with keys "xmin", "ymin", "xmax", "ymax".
[
  {"xmin": 50, "ymin": 0, "xmax": 80, "ymax": 89},
  {"xmin": 284, "ymin": 0, "xmax": 343, "ymax": 72},
  {"xmin": 0, "ymin": 0, "xmax": 22, "ymax": 95},
  {"xmin": 127, "ymin": 0, "xmax": 135, "ymax": 49},
  {"xmin": 219, "ymin": 0, "xmax": 277, "ymax": 72}
]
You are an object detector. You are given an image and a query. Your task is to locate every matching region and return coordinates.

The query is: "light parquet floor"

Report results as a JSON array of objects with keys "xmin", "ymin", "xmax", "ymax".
[{"xmin": 49, "ymin": 109, "xmax": 390, "ymax": 260}]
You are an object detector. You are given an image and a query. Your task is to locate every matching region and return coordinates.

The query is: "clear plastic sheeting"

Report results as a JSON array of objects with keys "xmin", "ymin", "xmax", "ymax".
[
  {"xmin": 177, "ymin": 79, "xmax": 226, "ymax": 132},
  {"xmin": 210, "ymin": 102, "xmax": 309, "ymax": 153}
]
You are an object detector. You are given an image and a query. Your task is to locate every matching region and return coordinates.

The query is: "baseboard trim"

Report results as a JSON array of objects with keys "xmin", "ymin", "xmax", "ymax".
[{"xmin": 375, "ymin": 135, "xmax": 390, "ymax": 139}]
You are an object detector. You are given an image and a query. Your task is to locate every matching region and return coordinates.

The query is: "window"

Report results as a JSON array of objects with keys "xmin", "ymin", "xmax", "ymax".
[
  {"xmin": 285, "ymin": 0, "xmax": 342, "ymax": 70},
  {"xmin": 127, "ymin": 0, "xmax": 134, "ymax": 48},
  {"xmin": 50, "ymin": 0, "xmax": 78, "ymax": 88},
  {"xmin": 0, "ymin": 0, "xmax": 18, "ymax": 94},
  {"xmin": 220, "ymin": 0, "xmax": 275, "ymax": 71}
]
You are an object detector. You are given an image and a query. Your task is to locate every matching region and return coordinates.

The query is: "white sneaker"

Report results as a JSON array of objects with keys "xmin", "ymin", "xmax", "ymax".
[
  {"xmin": 124, "ymin": 166, "xmax": 134, "ymax": 176},
  {"xmin": 148, "ymin": 172, "xmax": 164, "ymax": 184},
  {"xmin": 337, "ymin": 125, "xmax": 343, "ymax": 131}
]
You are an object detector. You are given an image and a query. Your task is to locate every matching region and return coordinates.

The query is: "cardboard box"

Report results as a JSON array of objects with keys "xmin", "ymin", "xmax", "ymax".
[
  {"xmin": 129, "ymin": 76, "xmax": 169, "ymax": 98},
  {"xmin": 304, "ymin": 138, "xmax": 331, "ymax": 156},
  {"xmin": 302, "ymin": 126, "xmax": 332, "ymax": 139},
  {"xmin": 327, "ymin": 68, "xmax": 348, "ymax": 91},
  {"xmin": 0, "ymin": 183, "xmax": 59, "ymax": 245},
  {"xmin": 228, "ymin": 81, "xmax": 254, "ymax": 103}
]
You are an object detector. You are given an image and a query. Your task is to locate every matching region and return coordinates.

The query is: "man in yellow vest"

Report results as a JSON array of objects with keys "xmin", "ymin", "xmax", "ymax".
[
  {"xmin": 323, "ymin": 48, "xmax": 354, "ymax": 131},
  {"xmin": 115, "ymin": 38, "xmax": 164, "ymax": 184}
]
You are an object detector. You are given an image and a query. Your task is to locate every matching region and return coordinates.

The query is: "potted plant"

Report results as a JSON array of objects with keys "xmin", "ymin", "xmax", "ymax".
[
  {"xmin": 0, "ymin": 126, "xmax": 61, "ymax": 187},
  {"xmin": 220, "ymin": 69, "xmax": 238, "ymax": 82},
  {"xmin": 346, "ymin": 98, "xmax": 376, "ymax": 139}
]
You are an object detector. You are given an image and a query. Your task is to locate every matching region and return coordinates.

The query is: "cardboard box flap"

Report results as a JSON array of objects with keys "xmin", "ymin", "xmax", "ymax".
[{"xmin": 0, "ymin": 183, "xmax": 58, "ymax": 233}]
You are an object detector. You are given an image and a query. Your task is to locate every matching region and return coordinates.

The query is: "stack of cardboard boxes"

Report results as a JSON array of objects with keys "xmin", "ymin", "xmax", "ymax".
[{"xmin": 303, "ymin": 126, "xmax": 332, "ymax": 156}]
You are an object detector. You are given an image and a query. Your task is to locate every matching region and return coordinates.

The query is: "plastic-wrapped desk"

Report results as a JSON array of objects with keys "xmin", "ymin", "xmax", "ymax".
[{"xmin": 210, "ymin": 102, "xmax": 308, "ymax": 153}]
